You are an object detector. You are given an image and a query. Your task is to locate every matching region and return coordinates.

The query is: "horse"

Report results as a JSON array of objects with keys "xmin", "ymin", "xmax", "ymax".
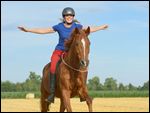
[{"xmin": 40, "ymin": 27, "xmax": 93, "ymax": 112}]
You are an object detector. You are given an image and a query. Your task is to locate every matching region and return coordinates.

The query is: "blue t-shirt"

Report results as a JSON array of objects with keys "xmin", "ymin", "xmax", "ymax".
[{"xmin": 52, "ymin": 22, "xmax": 83, "ymax": 51}]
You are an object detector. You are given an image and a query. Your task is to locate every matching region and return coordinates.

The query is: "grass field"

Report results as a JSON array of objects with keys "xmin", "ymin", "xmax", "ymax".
[{"xmin": 1, "ymin": 98, "xmax": 149, "ymax": 112}]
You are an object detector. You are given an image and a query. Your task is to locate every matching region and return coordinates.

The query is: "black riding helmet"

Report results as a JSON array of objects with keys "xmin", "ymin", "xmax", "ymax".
[{"xmin": 62, "ymin": 7, "xmax": 75, "ymax": 17}]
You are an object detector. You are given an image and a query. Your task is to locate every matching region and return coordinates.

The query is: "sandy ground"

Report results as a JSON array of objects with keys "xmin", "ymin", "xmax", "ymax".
[{"xmin": 1, "ymin": 98, "xmax": 149, "ymax": 112}]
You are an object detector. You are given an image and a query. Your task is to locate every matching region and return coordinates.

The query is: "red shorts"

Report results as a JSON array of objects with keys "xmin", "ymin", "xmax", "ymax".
[{"xmin": 50, "ymin": 50, "xmax": 64, "ymax": 74}]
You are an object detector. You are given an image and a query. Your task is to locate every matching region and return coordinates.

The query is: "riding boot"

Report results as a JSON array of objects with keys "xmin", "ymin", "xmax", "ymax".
[{"xmin": 45, "ymin": 73, "xmax": 56, "ymax": 103}]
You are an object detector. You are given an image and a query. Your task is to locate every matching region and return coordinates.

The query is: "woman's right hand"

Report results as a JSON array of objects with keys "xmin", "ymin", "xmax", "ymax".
[
  {"xmin": 18, "ymin": 26, "xmax": 55, "ymax": 34},
  {"xmin": 18, "ymin": 26, "xmax": 28, "ymax": 32}
]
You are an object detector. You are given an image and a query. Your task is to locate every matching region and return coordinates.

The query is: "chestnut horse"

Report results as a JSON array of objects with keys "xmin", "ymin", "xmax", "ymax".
[{"xmin": 40, "ymin": 27, "xmax": 93, "ymax": 112}]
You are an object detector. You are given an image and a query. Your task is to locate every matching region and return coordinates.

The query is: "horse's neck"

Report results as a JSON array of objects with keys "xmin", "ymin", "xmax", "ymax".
[{"xmin": 64, "ymin": 49, "xmax": 80, "ymax": 69}]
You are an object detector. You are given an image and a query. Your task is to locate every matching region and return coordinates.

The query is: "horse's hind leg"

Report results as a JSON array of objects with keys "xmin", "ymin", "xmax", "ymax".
[
  {"xmin": 40, "ymin": 80, "xmax": 50, "ymax": 112},
  {"xmin": 40, "ymin": 90, "xmax": 49, "ymax": 112},
  {"xmin": 59, "ymin": 98, "xmax": 65, "ymax": 112}
]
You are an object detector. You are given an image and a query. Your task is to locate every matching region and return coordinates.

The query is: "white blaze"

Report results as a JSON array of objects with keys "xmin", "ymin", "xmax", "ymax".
[{"xmin": 81, "ymin": 38, "xmax": 86, "ymax": 60}]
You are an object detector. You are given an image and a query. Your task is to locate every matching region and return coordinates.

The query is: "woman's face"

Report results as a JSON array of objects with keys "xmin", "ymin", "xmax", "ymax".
[{"xmin": 64, "ymin": 15, "xmax": 74, "ymax": 24}]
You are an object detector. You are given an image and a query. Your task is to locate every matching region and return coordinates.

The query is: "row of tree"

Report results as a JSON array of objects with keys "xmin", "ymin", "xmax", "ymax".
[
  {"xmin": 87, "ymin": 76, "xmax": 149, "ymax": 91},
  {"xmin": 1, "ymin": 72, "xmax": 149, "ymax": 92},
  {"xmin": 1, "ymin": 72, "xmax": 41, "ymax": 92}
]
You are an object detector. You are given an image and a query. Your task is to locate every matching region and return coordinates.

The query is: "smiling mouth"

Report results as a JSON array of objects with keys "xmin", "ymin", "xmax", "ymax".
[{"xmin": 67, "ymin": 19, "xmax": 72, "ymax": 21}]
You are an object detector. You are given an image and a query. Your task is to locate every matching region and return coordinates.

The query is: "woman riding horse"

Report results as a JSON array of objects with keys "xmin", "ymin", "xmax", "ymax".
[{"xmin": 18, "ymin": 7, "xmax": 108, "ymax": 104}]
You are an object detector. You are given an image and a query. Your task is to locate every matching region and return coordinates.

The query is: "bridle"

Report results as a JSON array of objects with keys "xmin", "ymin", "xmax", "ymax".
[{"xmin": 61, "ymin": 52, "xmax": 88, "ymax": 73}]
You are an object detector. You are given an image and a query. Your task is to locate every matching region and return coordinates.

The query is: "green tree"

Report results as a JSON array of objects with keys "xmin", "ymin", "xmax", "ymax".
[
  {"xmin": 104, "ymin": 77, "xmax": 117, "ymax": 90},
  {"xmin": 88, "ymin": 76, "xmax": 103, "ymax": 90},
  {"xmin": 1, "ymin": 81, "xmax": 16, "ymax": 92},
  {"xmin": 22, "ymin": 72, "xmax": 41, "ymax": 91},
  {"xmin": 141, "ymin": 81, "xmax": 149, "ymax": 90},
  {"xmin": 15, "ymin": 82, "xmax": 23, "ymax": 92},
  {"xmin": 128, "ymin": 83, "xmax": 137, "ymax": 91},
  {"xmin": 137, "ymin": 85, "xmax": 142, "ymax": 90},
  {"xmin": 118, "ymin": 83, "xmax": 125, "ymax": 91}
]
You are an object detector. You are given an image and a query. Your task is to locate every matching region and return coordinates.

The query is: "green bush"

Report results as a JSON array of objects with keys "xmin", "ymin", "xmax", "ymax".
[
  {"xmin": 88, "ymin": 90, "xmax": 149, "ymax": 97},
  {"xmin": 1, "ymin": 91, "xmax": 149, "ymax": 99},
  {"xmin": 1, "ymin": 92, "xmax": 41, "ymax": 99}
]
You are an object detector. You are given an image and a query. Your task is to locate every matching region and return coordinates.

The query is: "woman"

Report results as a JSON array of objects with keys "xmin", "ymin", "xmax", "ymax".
[{"xmin": 18, "ymin": 7, "xmax": 108, "ymax": 103}]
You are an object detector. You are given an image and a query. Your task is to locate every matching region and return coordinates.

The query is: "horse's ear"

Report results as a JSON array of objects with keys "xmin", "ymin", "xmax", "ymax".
[
  {"xmin": 74, "ymin": 27, "xmax": 80, "ymax": 34},
  {"xmin": 85, "ymin": 26, "xmax": 90, "ymax": 36}
]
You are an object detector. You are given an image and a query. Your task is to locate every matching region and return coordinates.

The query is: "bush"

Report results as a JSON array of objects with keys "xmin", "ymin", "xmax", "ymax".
[
  {"xmin": 1, "ymin": 92, "xmax": 41, "ymax": 99},
  {"xmin": 88, "ymin": 90, "xmax": 149, "ymax": 97},
  {"xmin": 1, "ymin": 91, "xmax": 149, "ymax": 99}
]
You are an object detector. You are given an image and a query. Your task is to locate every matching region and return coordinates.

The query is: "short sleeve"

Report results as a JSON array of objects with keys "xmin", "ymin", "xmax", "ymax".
[
  {"xmin": 76, "ymin": 24, "xmax": 83, "ymax": 29},
  {"xmin": 52, "ymin": 24, "xmax": 59, "ymax": 31}
]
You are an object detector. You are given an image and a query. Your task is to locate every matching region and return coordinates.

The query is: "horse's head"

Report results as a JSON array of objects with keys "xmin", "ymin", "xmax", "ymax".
[{"xmin": 65, "ymin": 27, "xmax": 90, "ymax": 68}]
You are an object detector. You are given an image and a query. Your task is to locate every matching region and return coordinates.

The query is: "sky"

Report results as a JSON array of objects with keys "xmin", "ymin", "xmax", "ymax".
[{"xmin": 1, "ymin": 1, "xmax": 149, "ymax": 86}]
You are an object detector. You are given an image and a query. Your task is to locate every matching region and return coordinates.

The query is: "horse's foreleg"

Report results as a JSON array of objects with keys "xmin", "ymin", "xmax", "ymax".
[
  {"xmin": 60, "ymin": 98, "xmax": 65, "ymax": 112},
  {"xmin": 86, "ymin": 96, "xmax": 93, "ymax": 112},
  {"xmin": 79, "ymin": 87, "xmax": 93, "ymax": 112},
  {"xmin": 61, "ymin": 90, "xmax": 72, "ymax": 112},
  {"xmin": 82, "ymin": 93, "xmax": 93, "ymax": 112}
]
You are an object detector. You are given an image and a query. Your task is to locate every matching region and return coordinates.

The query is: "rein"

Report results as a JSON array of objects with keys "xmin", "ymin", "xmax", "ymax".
[{"xmin": 61, "ymin": 52, "xmax": 88, "ymax": 73}]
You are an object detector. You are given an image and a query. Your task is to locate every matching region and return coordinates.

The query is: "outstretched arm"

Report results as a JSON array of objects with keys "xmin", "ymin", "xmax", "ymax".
[
  {"xmin": 83, "ymin": 24, "xmax": 108, "ymax": 33},
  {"xmin": 18, "ymin": 26, "xmax": 55, "ymax": 34}
]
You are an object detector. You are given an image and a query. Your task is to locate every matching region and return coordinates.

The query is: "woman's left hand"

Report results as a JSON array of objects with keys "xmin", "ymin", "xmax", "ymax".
[{"xmin": 102, "ymin": 24, "xmax": 108, "ymax": 30}]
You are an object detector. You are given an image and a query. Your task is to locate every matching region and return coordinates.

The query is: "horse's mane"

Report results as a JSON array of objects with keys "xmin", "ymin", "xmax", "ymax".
[
  {"xmin": 64, "ymin": 27, "xmax": 90, "ymax": 51},
  {"xmin": 64, "ymin": 28, "xmax": 83, "ymax": 51},
  {"xmin": 64, "ymin": 29, "xmax": 76, "ymax": 51}
]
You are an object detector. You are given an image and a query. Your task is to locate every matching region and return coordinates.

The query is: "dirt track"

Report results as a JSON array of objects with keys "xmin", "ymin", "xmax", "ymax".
[{"xmin": 1, "ymin": 98, "xmax": 149, "ymax": 112}]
